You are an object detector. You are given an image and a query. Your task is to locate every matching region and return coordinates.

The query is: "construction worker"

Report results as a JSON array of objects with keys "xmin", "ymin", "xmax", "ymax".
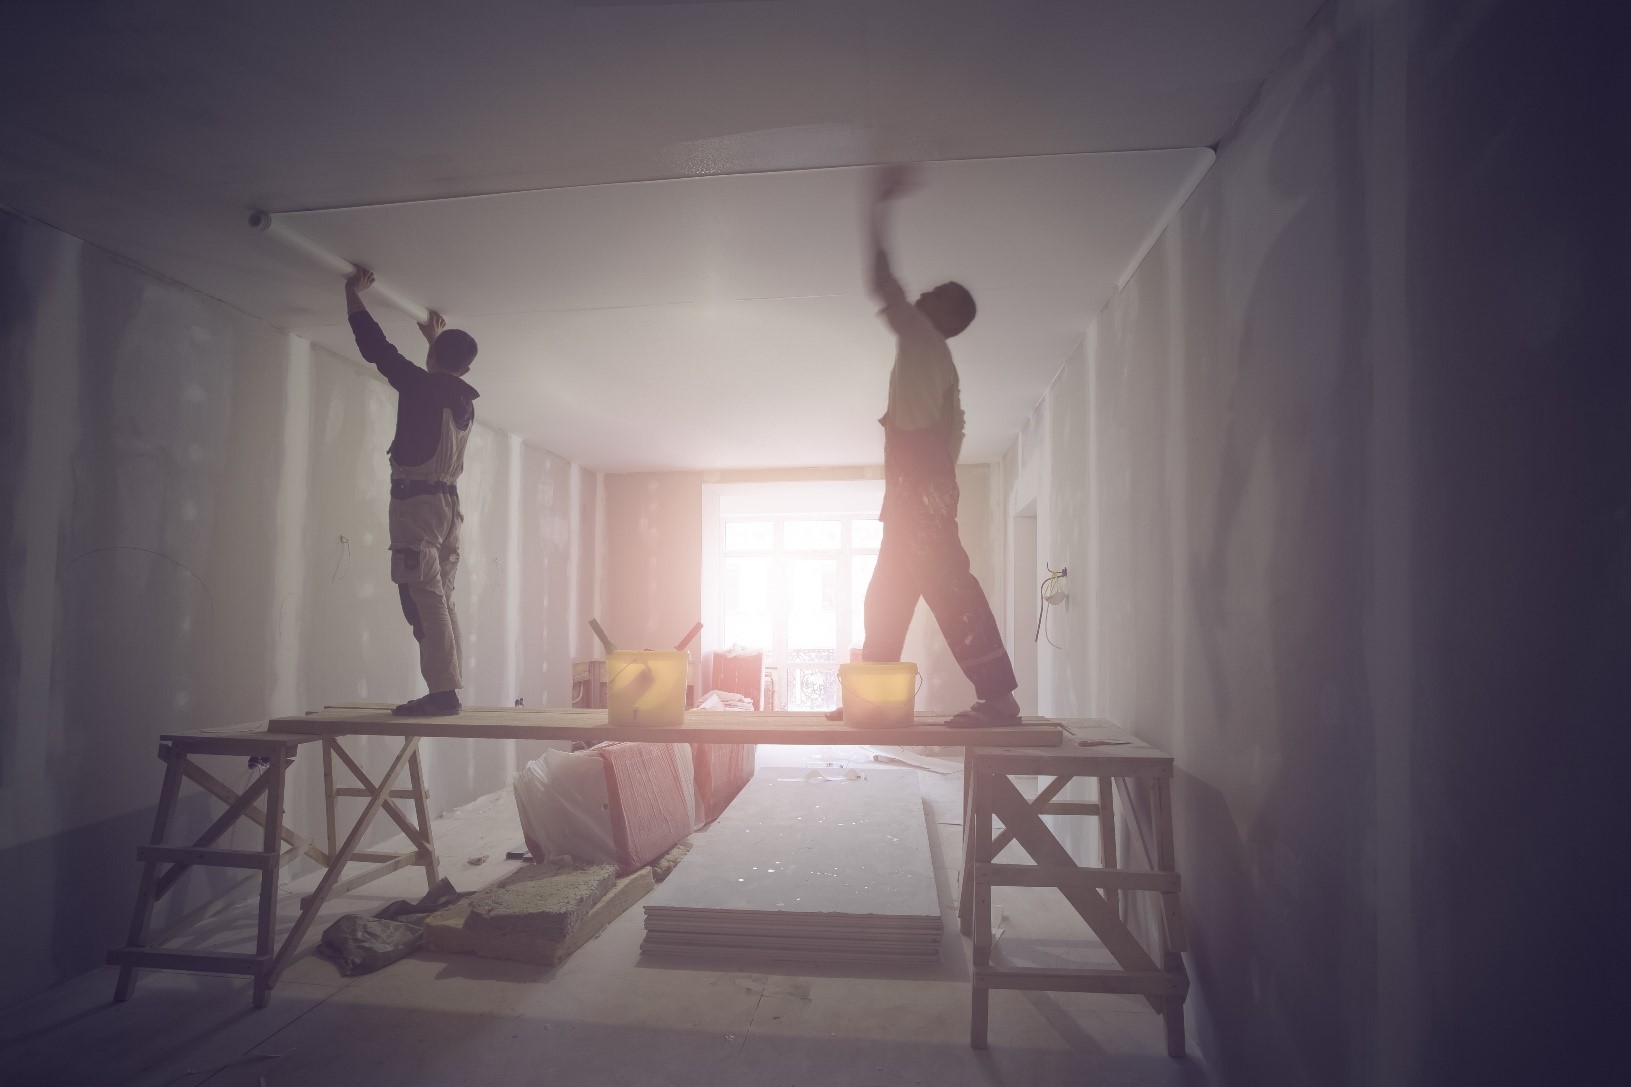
[
  {"xmin": 344, "ymin": 267, "xmax": 479, "ymax": 716},
  {"xmin": 835, "ymin": 163, "xmax": 1021, "ymax": 727}
]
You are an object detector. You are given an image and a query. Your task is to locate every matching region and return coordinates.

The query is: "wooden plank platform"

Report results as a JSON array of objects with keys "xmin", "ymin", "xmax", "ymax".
[
  {"xmin": 968, "ymin": 719, "xmax": 1174, "ymax": 776},
  {"xmin": 267, "ymin": 707, "xmax": 1066, "ymax": 748}
]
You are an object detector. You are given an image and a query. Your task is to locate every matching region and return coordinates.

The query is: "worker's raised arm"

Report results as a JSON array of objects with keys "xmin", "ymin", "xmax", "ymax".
[
  {"xmin": 345, "ymin": 266, "xmax": 421, "ymax": 389},
  {"xmin": 866, "ymin": 164, "xmax": 919, "ymax": 321},
  {"xmin": 418, "ymin": 309, "xmax": 446, "ymax": 350},
  {"xmin": 344, "ymin": 265, "xmax": 375, "ymax": 318}
]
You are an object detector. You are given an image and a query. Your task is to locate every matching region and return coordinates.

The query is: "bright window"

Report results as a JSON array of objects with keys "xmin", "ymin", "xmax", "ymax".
[{"xmin": 706, "ymin": 481, "xmax": 886, "ymax": 712}]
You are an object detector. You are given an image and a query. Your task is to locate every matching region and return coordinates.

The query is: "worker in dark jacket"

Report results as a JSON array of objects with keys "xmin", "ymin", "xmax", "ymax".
[
  {"xmin": 345, "ymin": 267, "xmax": 479, "ymax": 716},
  {"xmin": 834, "ymin": 163, "xmax": 1021, "ymax": 727}
]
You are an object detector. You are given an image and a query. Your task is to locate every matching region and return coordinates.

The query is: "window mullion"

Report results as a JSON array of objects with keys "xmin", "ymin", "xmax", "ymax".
[
  {"xmin": 773, "ymin": 521, "xmax": 787, "ymax": 710},
  {"xmin": 838, "ymin": 519, "xmax": 852, "ymax": 665}
]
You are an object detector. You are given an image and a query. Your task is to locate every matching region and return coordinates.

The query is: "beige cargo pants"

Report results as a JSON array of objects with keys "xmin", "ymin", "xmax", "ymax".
[{"xmin": 389, "ymin": 492, "xmax": 463, "ymax": 693}]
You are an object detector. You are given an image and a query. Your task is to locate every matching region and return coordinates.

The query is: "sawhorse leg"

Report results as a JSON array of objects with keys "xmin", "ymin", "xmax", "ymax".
[
  {"xmin": 114, "ymin": 746, "xmax": 186, "ymax": 1002},
  {"xmin": 111, "ymin": 731, "xmax": 438, "ymax": 1010},
  {"xmin": 969, "ymin": 767, "xmax": 994, "ymax": 1049},
  {"xmin": 251, "ymin": 750, "xmax": 287, "ymax": 1008},
  {"xmin": 1152, "ymin": 776, "xmax": 1189, "ymax": 1057},
  {"xmin": 264, "ymin": 737, "xmax": 422, "ymax": 994}
]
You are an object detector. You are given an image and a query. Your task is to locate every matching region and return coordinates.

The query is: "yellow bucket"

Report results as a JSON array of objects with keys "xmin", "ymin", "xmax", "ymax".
[
  {"xmin": 607, "ymin": 650, "xmax": 688, "ymax": 727},
  {"xmin": 838, "ymin": 662, "xmax": 920, "ymax": 729}
]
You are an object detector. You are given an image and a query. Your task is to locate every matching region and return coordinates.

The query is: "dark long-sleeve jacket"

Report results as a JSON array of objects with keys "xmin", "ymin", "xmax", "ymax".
[{"xmin": 349, "ymin": 310, "xmax": 479, "ymax": 468}]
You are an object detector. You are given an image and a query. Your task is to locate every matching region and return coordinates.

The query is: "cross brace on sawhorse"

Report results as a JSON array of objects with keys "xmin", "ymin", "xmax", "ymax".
[
  {"xmin": 108, "ymin": 727, "xmax": 438, "ymax": 1007},
  {"xmin": 958, "ymin": 724, "xmax": 1191, "ymax": 1056}
]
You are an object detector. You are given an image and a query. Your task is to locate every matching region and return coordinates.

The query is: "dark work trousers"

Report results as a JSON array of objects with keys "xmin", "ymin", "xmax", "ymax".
[
  {"xmin": 389, "ymin": 489, "xmax": 463, "ymax": 693},
  {"xmin": 864, "ymin": 431, "xmax": 1017, "ymax": 701}
]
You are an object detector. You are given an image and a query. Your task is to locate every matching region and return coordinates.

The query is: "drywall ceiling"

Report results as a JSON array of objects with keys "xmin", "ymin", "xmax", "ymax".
[
  {"xmin": 283, "ymin": 150, "xmax": 1209, "ymax": 469},
  {"xmin": 0, "ymin": 0, "xmax": 1322, "ymax": 470}
]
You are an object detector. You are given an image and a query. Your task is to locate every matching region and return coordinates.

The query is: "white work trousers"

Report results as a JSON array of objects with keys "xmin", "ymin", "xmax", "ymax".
[{"xmin": 389, "ymin": 492, "xmax": 463, "ymax": 692}]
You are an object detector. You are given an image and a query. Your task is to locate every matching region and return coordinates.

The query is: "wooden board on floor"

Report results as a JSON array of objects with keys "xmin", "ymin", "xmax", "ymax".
[{"xmin": 266, "ymin": 707, "xmax": 1066, "ymax": 748}]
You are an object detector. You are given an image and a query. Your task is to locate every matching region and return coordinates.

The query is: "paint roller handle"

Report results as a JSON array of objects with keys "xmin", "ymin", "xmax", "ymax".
[
  {"xmin": 588, "ymin": 618, "xmax": 617, "ymax": 655},
  {"xmin": 419, "ymin": 309, "xmax": 446, "ymax": 346},
  {"xmin": 674, "ymin": 621, "xmax": 703, "ymax": 652},
  {"xmin": 249, "ymin": 209, "xmax": 431, "ymax": 325}
]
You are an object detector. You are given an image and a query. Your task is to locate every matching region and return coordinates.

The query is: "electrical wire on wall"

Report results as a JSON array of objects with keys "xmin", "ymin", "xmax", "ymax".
[
  {"xmin": 1034, "ymin": 565, "xmax": 1068, "ymax": 649},
  {"xmin": 59, "ymin": 546, "xmax": 213, "ymax": 607},
  {"xmin": 330, "ymin": 535, "xmax": 351, "ymax": 583}
]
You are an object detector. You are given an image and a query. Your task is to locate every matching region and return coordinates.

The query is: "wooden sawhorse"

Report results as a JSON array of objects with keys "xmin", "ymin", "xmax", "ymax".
[
  {"xmin": 108, "ymin": 725, "xmax": 438, "ymax": 1007},
  {"xmin": 959, "ymin": 720, "xmax": 1190, "ymax": 1055}
]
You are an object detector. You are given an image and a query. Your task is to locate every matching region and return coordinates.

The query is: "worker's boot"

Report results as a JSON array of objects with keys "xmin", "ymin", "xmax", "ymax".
[
  {"xmin": 393, "ymin": 690, "xmax": 462, "ymax": 717},
  {"xmin": 945, "ymin": 691, "xmax": 1021, "ymax": 728}
]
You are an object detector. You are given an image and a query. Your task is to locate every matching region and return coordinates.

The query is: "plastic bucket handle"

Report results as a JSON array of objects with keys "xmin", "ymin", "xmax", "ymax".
[
  {"xmin": 606, "ymin": 658, "xmax": 655, "ymax": 684},
  {"xmin": 837, "ymin": 669, "xmax": 925, "ymax": 708},
  {"xmin": 607, "ymin": 658, "xmax": 660, "ymax": 703}
]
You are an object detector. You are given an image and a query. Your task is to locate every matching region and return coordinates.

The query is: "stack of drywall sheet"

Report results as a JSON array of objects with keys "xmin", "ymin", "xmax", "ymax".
[{"xmin": 642, "ymin": 766, "xmax": 942, "ymax": 963}]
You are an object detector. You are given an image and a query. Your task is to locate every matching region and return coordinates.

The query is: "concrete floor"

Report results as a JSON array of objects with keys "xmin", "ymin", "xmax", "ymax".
[{"xmin": 2, "ymin": 748, "xmax": 1209, "ymax": 1087}]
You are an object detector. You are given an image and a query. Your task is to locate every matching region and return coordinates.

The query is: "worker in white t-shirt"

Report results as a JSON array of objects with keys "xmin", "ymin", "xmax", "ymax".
[{"xmin": 832, "ymin": 163, "xmax": 1021, "ymax": 727}]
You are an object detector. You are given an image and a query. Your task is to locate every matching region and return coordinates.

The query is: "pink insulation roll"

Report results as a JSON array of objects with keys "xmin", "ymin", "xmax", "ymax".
[
  {"xmin": 592, "ymin": 742, "xmax": 696, "ymax": 874},
  {"xmin": 691, "ymin": 743, "xmax": 757, "ymax": 825}
]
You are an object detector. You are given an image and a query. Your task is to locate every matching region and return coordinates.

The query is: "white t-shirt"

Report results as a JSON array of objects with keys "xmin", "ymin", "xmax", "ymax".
[{"xmin": 879, "ymin": 298, "xmax": 966, "ymax": 464}]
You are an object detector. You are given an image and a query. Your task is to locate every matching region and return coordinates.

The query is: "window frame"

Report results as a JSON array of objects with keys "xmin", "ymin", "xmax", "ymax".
[
  {"xmin": 701, "ymin": 480, "xmax": 887, "ymax": 712},
  {"xmin": 721, "ymin": 515, "xmax": 880, "ymax": 711}
]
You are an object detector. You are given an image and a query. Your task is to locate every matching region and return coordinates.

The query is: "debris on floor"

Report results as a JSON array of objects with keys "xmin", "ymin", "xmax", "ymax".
[
  {"xmin": 694, "ymin": 689, "xmax": 754, "ymax": 711},
  {"xmin": 864, "ymin": 746, "xmax": 965, "ymax": 775},
  {"xmin": 422, "ymin": 847, "xmax": 685, "ymax": 966},
  {"xmin": 316, "ymin": 878, "xmax": 467, "ymax": 976}
]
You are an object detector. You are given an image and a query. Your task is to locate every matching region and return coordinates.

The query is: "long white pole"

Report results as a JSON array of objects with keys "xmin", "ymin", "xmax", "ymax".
[{"xmin": 248, "ymin": 210, "xmax": 431, "ymax": 325}]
